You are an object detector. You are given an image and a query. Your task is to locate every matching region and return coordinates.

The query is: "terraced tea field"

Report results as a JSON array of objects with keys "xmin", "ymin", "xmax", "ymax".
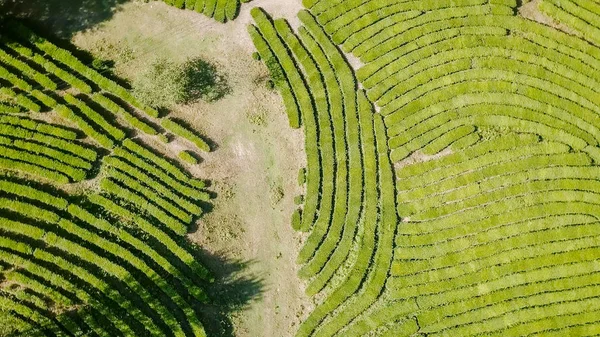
[
  {"xmin": 250, "ymin": 0, "xmax": 600, "ymax": 336},
  {"xmin": 0, "ymin": 20, "xmax": 214, "ymax": 336},
  {"xmin": 1, "ymin": 0, "xmax": 600, "ymax": 336}
]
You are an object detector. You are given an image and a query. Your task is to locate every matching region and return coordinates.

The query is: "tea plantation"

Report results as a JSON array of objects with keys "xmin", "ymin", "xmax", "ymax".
[
  {"xmin": 0, "ymin": 21, "xmax": 213, "ymax": 336},
  {"xmin": 250, "ymin": 0, "xmax": 600, "ymax": 336},
  {"xmin": 1, "ymin": 0, "xmax": 600, "ymax": 336}
]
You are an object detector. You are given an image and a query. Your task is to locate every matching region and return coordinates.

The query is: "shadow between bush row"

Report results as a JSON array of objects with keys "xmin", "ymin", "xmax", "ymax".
[{"xmin": 0, "ymin": 175, "xmax": 264, "ymax": 337}]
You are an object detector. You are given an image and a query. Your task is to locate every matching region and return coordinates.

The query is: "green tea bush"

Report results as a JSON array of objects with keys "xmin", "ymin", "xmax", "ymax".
[
  {"xmin": 161, "ymin": 118, "xmax": 211, "ymax": 152},
  {"xmin": 178, "ymin": 150, "xmax": 198, "ymax": 164}
]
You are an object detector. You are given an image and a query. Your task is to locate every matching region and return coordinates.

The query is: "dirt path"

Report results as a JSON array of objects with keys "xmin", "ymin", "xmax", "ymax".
[{"xmin": 72, "ymin": 2, "xmax": 311, "ymax": 336}]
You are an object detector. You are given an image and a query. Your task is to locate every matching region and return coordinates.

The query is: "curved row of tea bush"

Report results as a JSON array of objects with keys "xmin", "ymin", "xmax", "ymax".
[
  {"xmin": 539, "ymin": 0, "xmax": 600, "ymax": 46},
  {"xmin": 290, "ymin": 0, "xmax": 600, "ymax": 336},
  {"xmin": 256, "ymin": 0, "xmax": 600, "ymax": 336},
  {"xmin": 0, "ymin": 115, "xmax": 96, "ymax": 182},
  {"xmin": 1, "ymin": 20, "xmax": 210, "ymax": 158},
  {"xmin": 0, "ymin": 178, "xmax": 211, "ymax": 336},
  {"xmin": 163, "ymin": 0, "xmax": 251, "ymax": 23},
  {"xmin": 250, "ymin": 8, "xmax": 399, "ymax": 337},
  {"xmin": 0, "ymin": 21, "xmax": 216, "ymax": 337},
  {"xmin": 0, "ymin": 180, "xmax": 198, "ymax": 335}
]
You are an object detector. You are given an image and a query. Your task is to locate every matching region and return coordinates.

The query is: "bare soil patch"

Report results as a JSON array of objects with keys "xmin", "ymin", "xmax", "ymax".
[{"xmin": 519, "ymin": 0, "xmax": 580, "ymax": 35}]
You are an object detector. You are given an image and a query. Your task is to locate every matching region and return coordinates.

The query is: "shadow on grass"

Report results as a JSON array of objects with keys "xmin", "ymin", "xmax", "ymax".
[
  {"xmin": 194, "ymin": 249, "xmax": 264, "ymax": 337},
  {"xmin": 0, "ymin": 0, "xmax": 130, "ymax": 39}
]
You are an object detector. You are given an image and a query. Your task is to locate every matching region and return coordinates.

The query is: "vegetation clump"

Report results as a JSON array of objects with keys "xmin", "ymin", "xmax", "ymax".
[
  {"xmin": 133, "ymin": 57, "xmax": 229, "ymax": 109},
  {"xmin": 178, "ymin": 150, "xmax": 198, "ymax": 164}
]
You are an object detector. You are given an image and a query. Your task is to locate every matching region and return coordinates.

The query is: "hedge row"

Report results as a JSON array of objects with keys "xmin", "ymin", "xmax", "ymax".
[
  {"xmin": 165, "ymin": 0, "xmax": 245, "ymax": 23},
  {"xmin": 0, "ymin": 244, "xmax": 135, "ymax": 336},
  {"xmin": 253, "ymin": 10, "xmax": 330, "ymax": 234},
  {"xmin": 0, "ymin": 292, "xmax": 62, "ymax": 336},
  {"xmin": 0, "ymin": 198, "xmax": 160, "ymax": 334},
  {"xmin": 122, "ymin": 139, "xmax": 207, "ymax": 191},
  {"xmin": 295, "ymin": 92, "xmax": 381, "ymax": 337},
  {"xmin": 393, "ymin": 243, "xmax": 600, "ymax": 307},
  {"xmin": 0, "ymin": 225, "xmax": 139, "ymax": 336},
  {"xmin": 8, "ymin": 23, "xmax": 160, "ymax": 117},
  {"xmin": 1, "ymin": 180, "xmax": 201, "ymax": 319},
  {"xmin": 387, "ymin": 102, "xmax": 591, "ymax": 163},
  {"xmin": 397, "ymin": 216, "xmax": 600, "ymax": 275},
  {"xmin": 91, "ymin": 93, "xmax": 158, "ymax": 135},
  {"xmin": 540, "ymin": 0, "xmax": 600, "ymax": 46},
  {"xmin": 357, "ymin": 19, "xmax": 600, "ymax": 90},
  {"xmin": 107, "ymin": 167, "xmax": 193, "ymax": 222},
  {"xmin": 421, "ymin": 125, "xmax": 475, "ymax": 155},
  {"xmin": 0, "ymin": 48, "xmax": 57, "ymax": 90},
  {"xmin": 291, "ymin": 12, "xmax": 365, "ymax": 295},
  {"xmin": 398, "ymin": 153, "xmax": 591, "ymax": 216},
  {"xmin": 63, "ymin": 93, "xmax": 126, "ymax": 141},
  {"xmin": 52, "ymin": 219, "xmax": 203, "ymax": 337},
  {"xmin": 350, "ymin": 8, "xmax": 510, "ymax": 63},
  {"xmin": 292, "ymin": 18, "xmax": 343, "ymax": 267},
  {"xmin": 0, "ymin": 190, "xmax": 205, "ymax": 336},
  {"xmin": 178, "ymin": 150, "xmax": 198, "ymax": 164},
  {"xmin": 0, "ymin": 157, "xmax": 68, "ymax": 182},
  {"xmin": 0, "ymin": 123, "xmax": 96, "ymax": 161},
  {"xmin": 0, "ymin": 134, "xmax": 92, "ymax": 170},
  {"xmin": 303, "ymin": 91, "xmax": 371, "ymax": 297},
  {"xmin": 55, "ymin": 104, "xmax": 115, "ymax": 149},
  {"xmin": 30, "ymin": 89, "xmax": 57, "ymax": 109},
  {"xmin": 0, "ymin": 103, "xmax": 22, "ymax": 113},
  {"xmin": 104, "ymin": 156, "xmax": 203, "ymax": 215},
  {"xmin": 370, "ymin": 47, "xmax": 600, "ymax": 120},
  {"xmin": 0, "ymin": 142, "xmax": 86, "ymax": 181},
  {"xmin": 0, "ymin": 87, "xmax": 40, "ymax": 112},
  {"xmin": 67, "ymin": 204, "xmax": 210, "ymax": 310},
  {"xmin": 250, "ymin": 8, "xmax": 303, "ymax": 129},
  {"xmin": 318, "ymin": 0, "xmax": 490, "ymax": 36},
  {"xmin": 100, "ymin": 178, "xmax": 189, "ymax": 235},
  {"xmin": 0, "ymin": 114, "xmax": 78, "ymax": 140},
  {"xmin": 88, "ymin": 194, "xmax": 213, "ymax": 283},
  {"xmin": 32, "ymin": 53, "xmax": 93, "ymax": 93},
  {"xmin": 397, "ymin": 142, "xmax": 575, "ymax": 199},
  {"xmin": 0, "ymin": 64, "xmax": 32, "ymax": 91},
  {"xmin": 313, "ymin": 114, "xmax": 397, "ymax": 337},
  {"xmin": 375, "ymin": 56, "xmax": 598, "ymax": 121},
  {"xmin": 161, "ymin": 118, "xmax": 210, "ymax": 152}
]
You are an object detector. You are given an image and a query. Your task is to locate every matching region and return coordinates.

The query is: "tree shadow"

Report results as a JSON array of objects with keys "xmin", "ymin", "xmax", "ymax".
[
  {"xmin": 0, "ymin": 0, "xmax": 130, "ymax": 39},
  {"xmin": 193, "ymin": 249, "xmax": 264, "ymax": 337}
]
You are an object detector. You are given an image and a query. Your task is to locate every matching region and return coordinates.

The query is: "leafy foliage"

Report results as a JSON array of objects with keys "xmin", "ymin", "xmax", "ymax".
[{"xmin": 133, "ymin": 57, "xmax": 229, "ymax": 109}]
